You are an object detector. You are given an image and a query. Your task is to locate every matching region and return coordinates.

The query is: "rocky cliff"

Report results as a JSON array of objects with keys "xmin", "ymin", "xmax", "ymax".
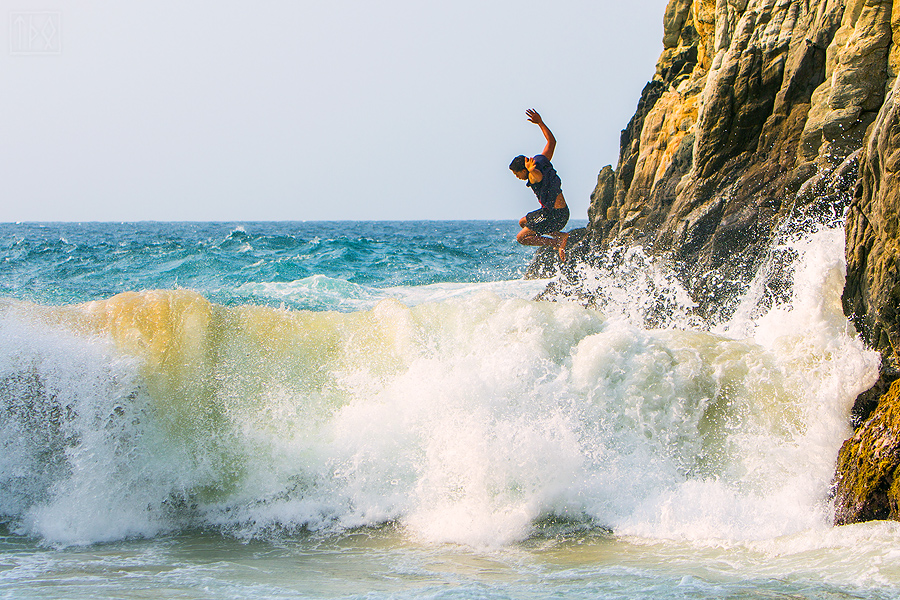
[
  {"xmin": 834, "ymin": 49, "xmax": 900, "ymax": 524},
  {"xmin": 580, "ymin": 0, "xmax": 896, "ymax": 317},
  {"xmin": 843, "ymin": 63, "xmax": 900, "ymax": 378},
  {"xmin": 554, "ymin": 0, "xmax": 900, "ymax": 525}
]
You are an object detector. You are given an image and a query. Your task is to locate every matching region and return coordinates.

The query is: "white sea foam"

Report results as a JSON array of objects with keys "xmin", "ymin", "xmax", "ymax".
[{"xmin": 0, "ymin": 226, "xmax": 882, "ymax": 552}]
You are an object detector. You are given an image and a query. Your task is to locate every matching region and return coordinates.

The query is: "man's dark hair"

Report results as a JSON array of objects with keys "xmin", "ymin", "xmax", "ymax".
[{"xmin": 509, "ymin": 155, "xmax": 526, "ymax": 172}]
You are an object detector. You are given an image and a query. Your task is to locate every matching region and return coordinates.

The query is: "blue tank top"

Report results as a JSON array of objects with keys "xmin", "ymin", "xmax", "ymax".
[{"xmin": 526, "ymin": 154, "xmax": 563, "ymax": 210}]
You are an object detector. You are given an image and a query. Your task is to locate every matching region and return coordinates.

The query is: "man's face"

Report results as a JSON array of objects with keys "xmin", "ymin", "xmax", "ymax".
[{"xmin": 512, "ymin": 169, "xmax": 528, "ymax": 180}]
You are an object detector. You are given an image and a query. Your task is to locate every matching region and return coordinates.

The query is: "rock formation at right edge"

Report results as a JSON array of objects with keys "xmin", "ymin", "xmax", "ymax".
[
  {"xmin": 834, "ymin": 54, "xmax": 900, "ymax": 525},
  {"xmin": 843, "ymin": 71, "xmax": 900, "ymax": 378}
]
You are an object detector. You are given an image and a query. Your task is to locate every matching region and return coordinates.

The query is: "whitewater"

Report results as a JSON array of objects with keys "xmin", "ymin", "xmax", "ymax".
[{"xmin": 0, "ymin": 220, "xmax": 897, "ymax": 600}]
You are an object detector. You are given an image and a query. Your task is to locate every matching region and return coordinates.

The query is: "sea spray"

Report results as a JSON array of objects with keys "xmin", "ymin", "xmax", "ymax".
[
  {"xmin": 558, "ymin": 224, "xmax": 880, "ymax": 541},
  {"xmin": 0, "ymin": 302, "xmax": 170, "ymax": 544},
  {"xmin": 0, "ymin": 224, "xmax": 882, "ymax": 549},
  {"xmin": 562, "ymin": 244, "xmax": 703, "ymax": 330}
]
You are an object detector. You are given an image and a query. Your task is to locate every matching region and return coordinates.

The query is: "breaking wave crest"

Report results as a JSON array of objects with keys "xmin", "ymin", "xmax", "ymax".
[{"xmin": 0, "ymin": 227, "xmax": 880, "ymax": 547}]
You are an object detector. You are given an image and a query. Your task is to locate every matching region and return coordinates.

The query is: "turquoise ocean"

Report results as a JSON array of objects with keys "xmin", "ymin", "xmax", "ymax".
[{"xmin": 1, "ymin": 220, "xmax": 898, "ymax": 600}]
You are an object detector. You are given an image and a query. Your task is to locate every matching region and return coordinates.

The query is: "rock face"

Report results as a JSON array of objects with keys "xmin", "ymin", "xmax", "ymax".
[
  {"xmin": 843, "ymin": 72, "xmax": 900, "ymax": 376},
  {"xmin": 834, "ymin": 16, "xmax": 900, "ymax": 524},
  {"xmin": 584, "ymin": 0, "xmax": 896, "ymax": 320},
  {"xmin": 564, "ymin": 0, "xmax": 900, "ymax": 526}
]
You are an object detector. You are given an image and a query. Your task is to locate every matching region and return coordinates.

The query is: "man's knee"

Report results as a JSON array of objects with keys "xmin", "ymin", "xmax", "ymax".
[{"xmin": 516, "ymin": 228, "xmax": 533, "ymax": 245}]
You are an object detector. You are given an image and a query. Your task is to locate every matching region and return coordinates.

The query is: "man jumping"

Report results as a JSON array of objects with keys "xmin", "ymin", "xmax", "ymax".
[{"xmin": 510, "ymin": 109, "xmax": 569, "ymax": 261}]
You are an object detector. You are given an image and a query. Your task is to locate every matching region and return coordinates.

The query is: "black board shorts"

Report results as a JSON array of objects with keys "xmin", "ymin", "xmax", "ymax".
[{"xmin": 525, "ymin": 206, "xmax": 569, "ymax": 235}]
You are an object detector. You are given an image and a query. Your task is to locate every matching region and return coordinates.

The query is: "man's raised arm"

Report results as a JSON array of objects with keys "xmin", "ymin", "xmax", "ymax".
[{"xmin": 526, "ymin": 109, "xmax": 556, "ymax": 160}]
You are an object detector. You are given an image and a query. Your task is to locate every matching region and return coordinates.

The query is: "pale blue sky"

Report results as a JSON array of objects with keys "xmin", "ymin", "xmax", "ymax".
[{"xmin": 1, "ymin": 0, "xmax": 669, "ymax": 222}]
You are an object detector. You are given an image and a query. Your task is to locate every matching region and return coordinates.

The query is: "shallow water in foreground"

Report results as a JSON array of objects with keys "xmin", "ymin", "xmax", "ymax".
[
  {"xmin": 0, "ymin": 221, "xmax": 896, "ymax": 599},
  {"xmin": 5, "ymin": 523, "xmax": 900, "ymax": 600}
]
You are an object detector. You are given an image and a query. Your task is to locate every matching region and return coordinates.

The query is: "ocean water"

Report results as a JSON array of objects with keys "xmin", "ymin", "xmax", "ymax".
[{"xmin": 0, "ymin": 220, "xmax": 896, "ymax": 600}]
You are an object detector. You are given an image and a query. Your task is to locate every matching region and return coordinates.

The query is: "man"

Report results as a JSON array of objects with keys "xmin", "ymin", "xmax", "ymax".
[{"xmin": 510, "ymin": 109, "xmax": 569, "ymax": 261}]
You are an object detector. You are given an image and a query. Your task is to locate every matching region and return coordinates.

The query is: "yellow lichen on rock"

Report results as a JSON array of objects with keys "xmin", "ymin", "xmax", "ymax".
[
  {"xmin": 635, "ymin": 88, "xmax": 700, "ymax": 193},
  {"xmin": 834, "ymin": 379, "xmax": 900, "ymax": 525}
]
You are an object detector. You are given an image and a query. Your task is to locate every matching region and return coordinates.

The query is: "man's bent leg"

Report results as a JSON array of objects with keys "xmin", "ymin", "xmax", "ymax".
[
  {"xmin": 518, "ymin": 227, "xmax": 569, "ymax": 261},
  {"xmin": 519, "ymin": 214, "xmax": 568, "ymax": 260},
  {"xmin": 517, "ymin": 226, "xmax": 554, "ymax": 247}
]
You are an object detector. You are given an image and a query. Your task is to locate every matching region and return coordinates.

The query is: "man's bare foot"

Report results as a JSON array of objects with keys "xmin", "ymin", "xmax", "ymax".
[{"xmin": 557, "ymin": 232, "xmax": 569, "ymax": 261}]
